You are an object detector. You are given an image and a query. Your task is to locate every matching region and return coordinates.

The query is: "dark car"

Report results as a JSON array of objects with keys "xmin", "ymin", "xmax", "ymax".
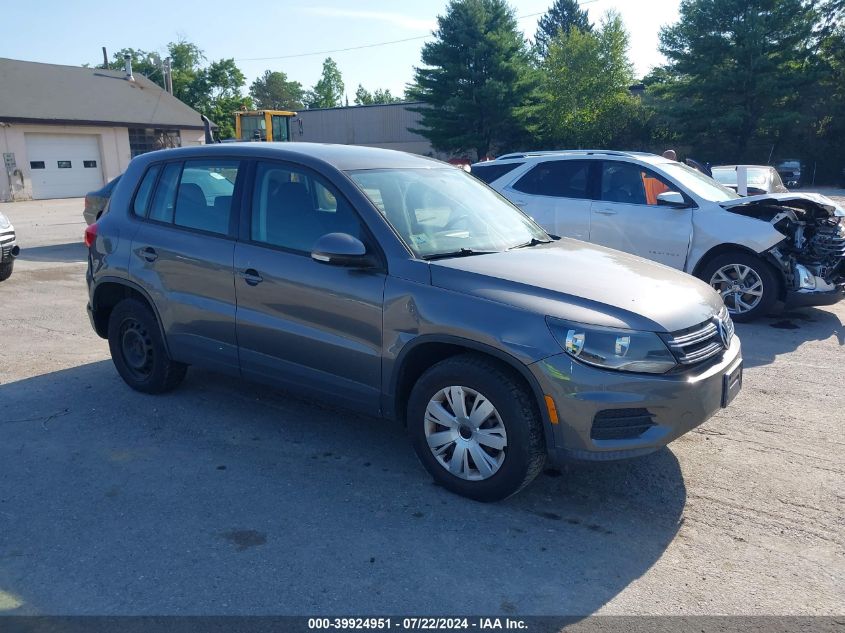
[
  {"xmin": 83, "ymin": 176, "xmax": 121, "ymax": 225},
  {"xmin": 85, "ymin": 143, "xmax": 742, "ymax": 501}
]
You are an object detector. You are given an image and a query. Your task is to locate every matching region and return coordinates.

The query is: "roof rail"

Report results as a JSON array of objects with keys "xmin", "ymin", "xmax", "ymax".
[{"xmin": 495, "ymin": 149, "xmax": 647, "ymax": 161}]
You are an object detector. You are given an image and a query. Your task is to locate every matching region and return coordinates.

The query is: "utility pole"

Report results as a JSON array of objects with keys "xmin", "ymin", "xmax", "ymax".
[
  {"xmin": 102, "ymin": 47, "xmax": 108, "ymax": 69},
  {"xmin": 163, "ymin": 57, "xmax": 173, "ymax": 94}
]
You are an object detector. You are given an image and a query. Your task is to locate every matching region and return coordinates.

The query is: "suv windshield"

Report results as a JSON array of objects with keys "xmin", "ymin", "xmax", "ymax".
[
  {"xmin": 661, "ymin": 162, "xmax": 741, "ymax": 202},
  {"xmin": 347, "ymin": 168, "xmax": 549, "ymax": 259}
]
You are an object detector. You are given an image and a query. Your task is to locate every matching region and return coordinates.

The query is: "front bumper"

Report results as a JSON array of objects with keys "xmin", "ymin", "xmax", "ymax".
[
  {"xmin": 1, "ymin": 229, "xmax": 19, "ymax": 263},
  {"xmin": 530, "ymin": 336, "xmax": 742, "ymax": 464},
  {"xmin": 785, "ymin": 284, "xmax": 845, "ymax": 308}
]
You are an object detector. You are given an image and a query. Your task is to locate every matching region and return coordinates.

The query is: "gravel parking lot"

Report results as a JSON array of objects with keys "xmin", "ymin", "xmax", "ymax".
[{"xmin": 0, "ymin": 197, "xmax": 842, "ymax": 616}]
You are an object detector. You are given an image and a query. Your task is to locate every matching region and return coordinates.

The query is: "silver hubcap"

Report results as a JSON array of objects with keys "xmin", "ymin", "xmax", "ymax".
[
  {"xmin": 710, "ymin": 264, "xmax": 764, "ymax": 314},
  {"xmin": 424, "ymin": 386, "xmax": 507, "ymax": 481}
]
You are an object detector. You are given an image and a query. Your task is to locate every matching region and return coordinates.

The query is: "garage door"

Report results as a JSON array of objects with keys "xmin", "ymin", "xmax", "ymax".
[{"xmin": 25, "ymin": 134, "xmax": 104, "ymax": 199}]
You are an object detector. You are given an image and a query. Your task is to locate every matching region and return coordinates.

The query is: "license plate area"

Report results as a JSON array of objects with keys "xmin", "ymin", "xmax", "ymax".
[{"xmin": 722, "ymin": 362, "xmax": 743, "ymax": 407}]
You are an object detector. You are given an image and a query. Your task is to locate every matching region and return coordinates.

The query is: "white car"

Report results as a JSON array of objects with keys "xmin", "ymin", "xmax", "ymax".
[
  {"xmin": 0, "ymin": 210, "xmax": 19, "ymax": 282},
  {"xmin": 472, "ymin": 150, "xmax": 845, "ymax": 321}
]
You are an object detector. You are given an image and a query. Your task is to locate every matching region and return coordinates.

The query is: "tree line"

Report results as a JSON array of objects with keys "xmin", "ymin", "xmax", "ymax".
[
  {"xmin": 97, "ymin": 0, "xmax": 845, "ymax": 182},
  {"xmin": 409, "ymin": 0, "xmax": 845, "ymax": 183}
]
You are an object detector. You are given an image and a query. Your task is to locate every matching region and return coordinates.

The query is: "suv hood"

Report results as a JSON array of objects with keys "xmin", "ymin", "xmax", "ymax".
[
  {"xmin": 721, "ymin": 192, "xmax": 844, "ymax": 217},
  {"xmin": 429, "ymin": 240, "xmax": 723, "ymax": 333}
]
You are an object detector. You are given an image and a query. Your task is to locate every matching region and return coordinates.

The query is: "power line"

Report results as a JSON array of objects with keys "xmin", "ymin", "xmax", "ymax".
[{"xmin": 234, "ymin": 3, "xmax": 598, "ymax": 63}]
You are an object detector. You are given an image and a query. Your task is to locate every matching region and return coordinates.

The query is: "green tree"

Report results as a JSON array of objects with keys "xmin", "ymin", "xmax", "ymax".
[
  {"xmin": 355, "ymin": 85, "xmax": 402, "ymax": 105},
  {"xmin": 533, "ymin": 11, "xmax": 641, "ymax": 148},
  {"xmin": 107, "ymin": 48, "xmax": 164, "ymax": 86},
  {"xmin": 305, "ymin": 57, "xmax": 345, "ymax": 108},
  {"xmin": 408, "ymin": 0, "xmax": 533, "ymax": 160},
  {"xmin": 653, "ymin": 0, "xmax": 819, "ymax": 160},
  {"xmin": 250, "ymin": 70, "xmax": 304, "ymax": 110},
  {"xmin": 355, "ymin": 84, "xmax": 374, "ymax": 105},
  {"xmin": 534, "ymin": 0, "xmax": 592, "ymax": 58}
]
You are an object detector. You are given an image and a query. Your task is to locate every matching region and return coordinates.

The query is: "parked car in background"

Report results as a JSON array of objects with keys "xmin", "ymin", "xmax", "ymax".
[
  {"xmin": 85, "ymin": 143, "xmax": 743, "ymax": 501},
  {"xmin": 0, "ymin": 210, "xmax": 20, "ymax": 282},
  {"xmin": 474, "ymin": 150, "xmax": 845, "ymax": 321},
  {"xmin": 775, "ymin": 159, "xmax": 802, "ymax": 188},
  {"xmin": 83, "ymin": 176, "xmax": 121, "ymax": 225},
  {"xmin": 711, "ymin": 165, "xmax": 789, "ymax": 195}
]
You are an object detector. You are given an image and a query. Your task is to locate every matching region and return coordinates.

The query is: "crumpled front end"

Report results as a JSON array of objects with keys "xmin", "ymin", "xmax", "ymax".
[{"xmin": 724, "ymin": 194, "xmax": 845, "ymax": 306}]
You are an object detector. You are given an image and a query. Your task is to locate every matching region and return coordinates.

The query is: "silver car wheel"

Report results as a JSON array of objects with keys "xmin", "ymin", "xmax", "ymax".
[
  {"xmin": 709, "ymin": 264, "xmax": 764, "ymax": 314},
  {"xmin": 424, "ymin": 385, "xmax": 507, "ymax": 481}
]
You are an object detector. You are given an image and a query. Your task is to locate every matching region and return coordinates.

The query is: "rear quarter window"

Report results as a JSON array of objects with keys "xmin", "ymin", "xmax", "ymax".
[{"xmin": 131, "ymin": 165, "xmax": 161, "ymax": 217}]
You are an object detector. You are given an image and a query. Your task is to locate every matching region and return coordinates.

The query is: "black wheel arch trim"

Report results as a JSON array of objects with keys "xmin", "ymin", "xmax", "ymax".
[
  {"xmin": 92, "ymin": 276, "xmax": 172, "ymax": 355},
  {"xmin": 385, "ymin": 334, "xmax": 557, "ymax": 451}
]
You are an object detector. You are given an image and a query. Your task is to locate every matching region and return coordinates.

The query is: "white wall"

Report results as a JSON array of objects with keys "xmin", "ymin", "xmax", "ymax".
[
  {"xmin": 0, "ymin": 124, "xmax": 131, "ymax": 201},
  {"xmin": 180, "ymin": 129, "xmax": 205, "ymax": 147}
]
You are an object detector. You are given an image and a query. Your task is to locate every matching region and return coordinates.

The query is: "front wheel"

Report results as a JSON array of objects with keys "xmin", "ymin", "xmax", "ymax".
[
  {"xmin": 0, "ymin": 261, "xmax": 13, "ymax": 282},
  {"xmin": 699, "ymin": 252, "xmax": 780, "ymax": 322},
  {"xmin": 407, "ymin": 354, "xmax": 546, "ymax": 502}
]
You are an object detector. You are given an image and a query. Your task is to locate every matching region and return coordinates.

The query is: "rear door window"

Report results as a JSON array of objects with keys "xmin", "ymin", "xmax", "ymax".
[
  {"xmin": 174, "ymin": 161, "xmax": 239, "ymax": 235},
  {"xmin": 512, "ymin": 160, "xmax": 590, "ymax": 198}
]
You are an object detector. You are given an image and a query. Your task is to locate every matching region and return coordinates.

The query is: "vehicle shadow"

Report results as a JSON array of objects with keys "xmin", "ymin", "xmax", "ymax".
[
  {"xmin": 0, "ymin": 361, "xmax": 685, "ymax": 616},
  {"xmin": 737, "ymin": 306, "xmax": 844, "ymax": 368},
  {"xmin": 16, "ymin": 241, "xmax": 86, "ymax": 264}
]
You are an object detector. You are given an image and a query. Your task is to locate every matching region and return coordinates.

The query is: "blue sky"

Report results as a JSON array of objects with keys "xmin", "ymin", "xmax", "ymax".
[{"xmin": 1, "ymin": 0, "xmax": 680, "ymax": 99}]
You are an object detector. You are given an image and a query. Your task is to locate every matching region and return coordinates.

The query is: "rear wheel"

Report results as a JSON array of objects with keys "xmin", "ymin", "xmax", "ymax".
[
  {"xmin": 699, "ymin": 252, "xmax": 779, "ymax": 322},
  {"xmin": 0, "ymin": 261, "xmax": 12, "ymax": 282},
  {"xmin": 407, "ymin": 354, "xmax": 545, "ymax": 502},
  {"xmin": 107, "ymin": 298, "xmax": 187, "ymax": 393}
]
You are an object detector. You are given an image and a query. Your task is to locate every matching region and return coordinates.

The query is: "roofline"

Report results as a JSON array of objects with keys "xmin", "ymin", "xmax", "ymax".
[
  {"xmin": 493, "ymin": 149, "xmax": 660, "ymax": 161},
  {"xmin": 0, "ymin": 117, "xmax": 211, "ymax": 130},
  {"xmin": 298, "ymin": 101, "xmax": 423, "ymax": 113}
]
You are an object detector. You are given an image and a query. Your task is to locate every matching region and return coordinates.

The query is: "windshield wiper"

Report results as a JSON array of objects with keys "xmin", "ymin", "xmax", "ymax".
[
  {"xmin": 508, "ymin": 237, "xmax": 552, "ymax": 250},
  {"xmin": 423, "ymin": 248, "xmax": 498, "ymax": 261}
]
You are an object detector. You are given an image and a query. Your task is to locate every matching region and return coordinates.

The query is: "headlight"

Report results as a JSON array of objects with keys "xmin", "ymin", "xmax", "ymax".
[
  {"xmin": 0, "ymin": 212, "xmax": 10, "ymax": 229},
  {"xmin": 547, "ymin": 317, "xmax": 677, "ymax": 374}
]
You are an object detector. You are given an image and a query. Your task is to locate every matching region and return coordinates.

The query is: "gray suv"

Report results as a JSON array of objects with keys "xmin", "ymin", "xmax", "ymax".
[{"xmin": 86, "ymin": 144, "xmax": 743, "ymax": 501}]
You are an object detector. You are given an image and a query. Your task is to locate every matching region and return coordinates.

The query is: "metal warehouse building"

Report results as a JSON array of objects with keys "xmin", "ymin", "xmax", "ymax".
[
  {"xmin": 0, "ymin": 58, "xmax": 208, "ymax": 202},
  {"xmin": 290, "ymin": 102, "xmax": 452, "ymax": 160}
]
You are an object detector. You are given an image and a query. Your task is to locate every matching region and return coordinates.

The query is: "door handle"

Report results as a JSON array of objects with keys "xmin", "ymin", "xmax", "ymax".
[
  {"xmin": 141, "ymin": 247, "xmax": 158, "ymax": 262},
  {"xmin": 594, "ymin": 209, "xmax": 617, "ymax": 216},
  {"xmin": 239, "ymin": 268, "xmax": 263, "ymax": 286}
]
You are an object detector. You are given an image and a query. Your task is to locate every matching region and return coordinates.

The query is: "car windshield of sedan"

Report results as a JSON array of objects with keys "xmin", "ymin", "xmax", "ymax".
[
  {"xmin": 661, "ymin": 162, "xmax": 741, "ymax": 202},
  {"xmin": 347, "ymin": 168, "xmax": 550, "ymax": 259}
]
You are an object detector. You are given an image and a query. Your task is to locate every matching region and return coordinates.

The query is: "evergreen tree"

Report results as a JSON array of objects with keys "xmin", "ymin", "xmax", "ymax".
[
  {"xmin": 408, "ymin": 0, "xmax": 533, "ymax": 160},
  {"xmin": 653, "ymin": 0, "xmax": 818, "ymax": 160},
  {"xmin": 534, "ymin": 0, "xmax": 592, "ymax": 58}
]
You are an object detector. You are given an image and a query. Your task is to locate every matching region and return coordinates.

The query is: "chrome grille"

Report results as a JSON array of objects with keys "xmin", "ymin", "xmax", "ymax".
[{"xmin": 662, "ymin": 308, "xmax": 733, "ymax": 367}]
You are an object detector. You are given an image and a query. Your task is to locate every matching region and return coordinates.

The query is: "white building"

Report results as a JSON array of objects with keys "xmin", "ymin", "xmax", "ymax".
[{"xmin": 0, "ymin": 57, "xmax": 208, "ymax": 201}]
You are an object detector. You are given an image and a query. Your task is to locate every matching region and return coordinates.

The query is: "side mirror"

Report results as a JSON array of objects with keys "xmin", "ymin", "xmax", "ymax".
[
  {"xmin": 656, "ymin": 191, "xmax": 690, "ymax": 208},
  {"xmin": 311, "ymin": 232, "xmax": 375, "ymax": 268}
]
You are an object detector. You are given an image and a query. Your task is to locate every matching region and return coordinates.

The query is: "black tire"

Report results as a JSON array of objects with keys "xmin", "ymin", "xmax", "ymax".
[
  {"xmin": 0, "ymin": 261, "xmax": 13, "ymax": 282},
  {"xmin": 407, "ymin": 353, "xmax": 546, "ymax": 502},
  {"xmin": 107, "ymin": 298, "xmax": 187, "ymax": 393},
  {"xmin": 698, "ymin": 251, "xmax": 780, "ymax": 322}
]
